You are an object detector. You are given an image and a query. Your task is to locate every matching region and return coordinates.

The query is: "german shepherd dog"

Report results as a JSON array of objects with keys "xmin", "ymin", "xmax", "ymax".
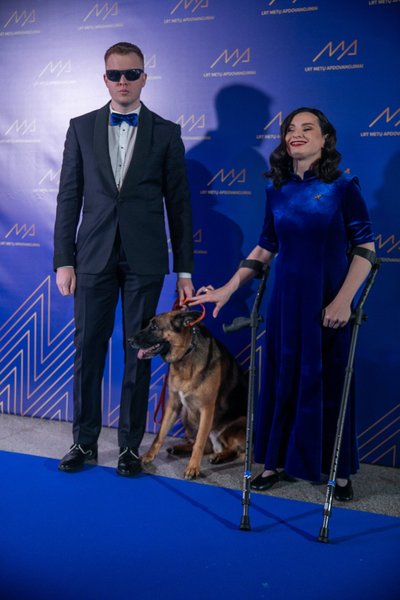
[{"xmin": 130, "ymin": 309, "xmax": 247, "ymax": 479}]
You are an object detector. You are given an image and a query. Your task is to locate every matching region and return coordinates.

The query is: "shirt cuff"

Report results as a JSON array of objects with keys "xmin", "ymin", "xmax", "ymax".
[{"xmin": 177, "ymin": 272, "xmax": 192, "ymax": 279}]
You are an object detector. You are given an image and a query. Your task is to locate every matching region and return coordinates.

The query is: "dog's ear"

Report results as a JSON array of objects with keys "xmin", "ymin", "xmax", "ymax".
[{"xmin": 171, "ymin": 311, "xmax": 202, "ymax": 331}]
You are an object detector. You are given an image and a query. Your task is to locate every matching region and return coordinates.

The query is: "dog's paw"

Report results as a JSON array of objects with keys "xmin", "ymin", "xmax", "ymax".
[
  {"xmin": 209, "ymin": 453, "xmax": 224, "ymax": 465},
  {"xmin": 184, "ymin": 465, "xmax": 201, "ymax": 479},
  {"xmin": 209, "ymin": 450, "xmax": 238, "ymax": 465},
  {"xmin": 167, "ymin": 442, "xmax": 193, "ymax": 456},
  {"xmin": 140, "ymin": 452, "xmax": 156, "ymax": 464}
]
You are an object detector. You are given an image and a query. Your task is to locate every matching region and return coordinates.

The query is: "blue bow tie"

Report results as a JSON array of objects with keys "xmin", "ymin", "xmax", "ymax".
[{"xmin": 110, "ymin": 112, "xmax": 139, "ymax": 127}]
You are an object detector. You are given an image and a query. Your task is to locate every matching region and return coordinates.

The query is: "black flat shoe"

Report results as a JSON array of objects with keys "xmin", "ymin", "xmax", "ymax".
[
  {"xmin": 334, "ymin": 479, "xmax": 353, "ymax": 502},
  {"xmin": 58, "ymin": 443, "xmax": 97, "ymax": 472},
  {"xmin": 117, "ymin": 447, "xmax": 142, "ymax": 477},
  {"xmin": 281, "ymin": 472, "xmax": 297, "ymax": 483},
  {"xmin": 250, "ymin": 471, "xmax": 280, "ymax": 491}
]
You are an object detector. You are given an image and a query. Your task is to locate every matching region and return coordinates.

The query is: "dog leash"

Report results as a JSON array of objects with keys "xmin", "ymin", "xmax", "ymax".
[
  {"xmin": 180, "ymin": 297, "xmax": 206, "ymax": 326},
  {"xmin": 153, "ymin": 298, "xmax": 206, "ymax": 424}
]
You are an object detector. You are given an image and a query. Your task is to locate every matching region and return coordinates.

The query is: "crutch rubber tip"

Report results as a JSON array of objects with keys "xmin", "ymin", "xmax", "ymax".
[
  {"xmin": 317, "ymin": 527, "xmax": 329, "ymax": 543},
  {"xmin": 240, "ymin": 516, "xmax": 251, "ymax": 531}
]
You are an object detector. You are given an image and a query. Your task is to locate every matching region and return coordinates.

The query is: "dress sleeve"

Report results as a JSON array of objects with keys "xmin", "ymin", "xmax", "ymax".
[
  {"xmin": 342, "ymin": 177, "xmax": 375, "ymax": 247},
  {"xmin": 258, "ymin": 187, "xmax": 279, "ymax": 253}
]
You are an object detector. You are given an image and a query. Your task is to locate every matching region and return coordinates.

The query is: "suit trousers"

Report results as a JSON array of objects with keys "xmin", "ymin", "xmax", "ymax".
[{"xmin": 72, "ymin": 232, "xmax": 164, "ymax": 448}]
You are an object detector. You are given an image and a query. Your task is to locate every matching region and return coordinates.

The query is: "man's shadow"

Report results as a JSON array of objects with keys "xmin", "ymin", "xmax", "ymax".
[
  {"xmin": 186, "ymin": 84, "xmax": 273, "ymax": 355},
  {"xmin": 357, "ymin": 151, "xmax": 400, "ymax": 409}
]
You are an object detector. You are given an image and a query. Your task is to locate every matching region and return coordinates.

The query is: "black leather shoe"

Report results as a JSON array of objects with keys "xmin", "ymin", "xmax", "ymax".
[
  {"xmin": 250, "ymin": 471, "xmax": 280, "ymax": 491},
  {"xmin": 117, "ymin": 447, "xmax": 142, "ymax": 477},
  {"xmin": 58, "ymin": 443, "xmax": 97, "ymax": 472},
  {"xmin": 334, "ymin": 479, "xmax": 353, "ymax": 501}
]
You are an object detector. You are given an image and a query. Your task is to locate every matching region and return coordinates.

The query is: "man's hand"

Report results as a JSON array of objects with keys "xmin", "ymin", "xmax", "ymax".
[
  {"xmin": 56, "ymin": 266, "xmax": 76, "ymax": 296},
  {"xmin": 176, "ymin": 276, "xmax": 195, "ymax": 305}
]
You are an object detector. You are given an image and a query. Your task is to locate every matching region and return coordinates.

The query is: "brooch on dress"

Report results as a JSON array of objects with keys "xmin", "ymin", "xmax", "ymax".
[{"xmin": 314, "ymin": 194, "xmax": 323, "ymax": 200}]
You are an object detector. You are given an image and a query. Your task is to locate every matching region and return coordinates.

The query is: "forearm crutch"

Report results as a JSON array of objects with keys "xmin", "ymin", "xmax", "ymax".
[
  {"xmin": 223, "ymin": 259, "xmax": 270, "ymax": 531},
  {"xmin": 318, "ymin": 248, "xmax": 380, "ymax": 543}
]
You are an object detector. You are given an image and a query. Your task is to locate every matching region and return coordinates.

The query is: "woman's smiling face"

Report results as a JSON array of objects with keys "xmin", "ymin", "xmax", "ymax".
[{"xmin": 285, "ymin": 111, "xmax": 327, "ymax": 167}]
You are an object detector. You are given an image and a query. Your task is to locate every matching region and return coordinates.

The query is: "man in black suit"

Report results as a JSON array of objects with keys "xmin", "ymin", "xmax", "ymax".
[{"xmin": 54, "ymin": 42, "xmax": 193, "ymax": 476}]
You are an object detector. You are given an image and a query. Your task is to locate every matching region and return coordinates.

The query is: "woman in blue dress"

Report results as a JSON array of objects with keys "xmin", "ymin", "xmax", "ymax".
[{"xmin": 190, "ymin": 107, "xmax": 375, "ymax": 501}]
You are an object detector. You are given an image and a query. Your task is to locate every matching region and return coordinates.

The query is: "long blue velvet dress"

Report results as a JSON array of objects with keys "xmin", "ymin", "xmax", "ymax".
[{"xmin": 254, "ymin": 172, "xmax": 374, "ymax": 481}]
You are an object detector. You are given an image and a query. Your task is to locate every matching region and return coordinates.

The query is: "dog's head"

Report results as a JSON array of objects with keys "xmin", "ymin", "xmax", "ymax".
[{"xmin": 129, "ymin": 309, "xmax": 204, "ymax": 364}]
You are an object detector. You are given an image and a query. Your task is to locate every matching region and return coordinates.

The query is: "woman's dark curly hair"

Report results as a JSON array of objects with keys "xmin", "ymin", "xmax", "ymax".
[{"xmin": 267, "ymin": 107, "xmax": 342, "ymax": 189}]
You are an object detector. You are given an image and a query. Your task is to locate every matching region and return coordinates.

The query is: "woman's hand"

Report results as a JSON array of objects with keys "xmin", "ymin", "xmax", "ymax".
[
  {"xmin": 322, "ymin": 298, "xmax": 352, "ymax": 329},
  {"xmin": 322, "ymin": 242, "xmax": 375, "ymax": 329},
  {"xmin": 188, "ymin": 245, "xmax": 273, "ymax": 318},
  {"xmin": 189, "ymin": 284, "xmax": 234, "ymax": 318}
]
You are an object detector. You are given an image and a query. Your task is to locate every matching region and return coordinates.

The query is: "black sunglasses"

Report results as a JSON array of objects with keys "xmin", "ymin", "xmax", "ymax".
[{"xmin": 106, "ymin": 68, "xmax": 144, "ymax": 82}]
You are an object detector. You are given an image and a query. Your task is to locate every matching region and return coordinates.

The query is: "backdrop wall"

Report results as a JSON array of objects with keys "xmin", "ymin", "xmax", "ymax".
[{"xmin": 0, "ymin": 0, "xmax": 399, "ymax": 467}]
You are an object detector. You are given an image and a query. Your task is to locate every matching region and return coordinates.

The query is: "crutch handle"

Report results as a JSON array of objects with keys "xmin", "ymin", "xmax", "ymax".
[{"xmin": 223, "ymin": 316, "xmax": 251, "ymax": 333}]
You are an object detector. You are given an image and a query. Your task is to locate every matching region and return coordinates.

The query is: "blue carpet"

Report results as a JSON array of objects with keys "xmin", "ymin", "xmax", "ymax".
[{"xmin": 0, "ymin": 451, "xmax": 398, "ymax": 600}]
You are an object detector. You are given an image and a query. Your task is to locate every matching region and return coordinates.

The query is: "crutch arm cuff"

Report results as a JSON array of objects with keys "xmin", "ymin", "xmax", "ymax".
[
  {"xmin": 350, "ymin": 246, "xmax": 377, "ymax": 266},
  {"xmin": 238, "ymin": 259, "xmax": 266, "ymax": 278}
]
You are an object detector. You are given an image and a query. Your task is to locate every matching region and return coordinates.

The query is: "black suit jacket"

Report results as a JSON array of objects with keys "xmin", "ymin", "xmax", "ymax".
[{"xmin": 53, "ymin": 102, "xmax": 193, "ymax": 275}]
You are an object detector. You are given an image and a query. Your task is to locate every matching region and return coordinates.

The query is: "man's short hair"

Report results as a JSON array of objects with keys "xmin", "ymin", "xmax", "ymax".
[{"xmin": 104, "ymin": 42, "xmax": 144, "ymax": 66}]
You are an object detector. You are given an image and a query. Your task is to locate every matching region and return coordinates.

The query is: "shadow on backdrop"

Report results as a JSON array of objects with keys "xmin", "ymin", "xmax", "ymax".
[
  {"xmin": 356, "ymin": 151, "xmax": 400, "ymax": 449},
  {"xmin": 186, "ymin": 84, "xmax": 273, "ymax": 355}
]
